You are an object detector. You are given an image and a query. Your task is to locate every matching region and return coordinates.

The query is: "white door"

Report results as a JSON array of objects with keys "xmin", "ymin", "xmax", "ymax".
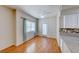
[{"xmin": 42, "ymin": 24, "xmax": 47, "ymax": 35}]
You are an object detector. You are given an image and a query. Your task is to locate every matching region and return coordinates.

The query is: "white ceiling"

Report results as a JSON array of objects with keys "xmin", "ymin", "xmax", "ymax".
[
  {"xmin": 6, "ymin": 5, "xmax": 79, "ymax": 18},
  {"xmin": 6, "ymin": 5, "xmax": 59, "ymax": 18}
]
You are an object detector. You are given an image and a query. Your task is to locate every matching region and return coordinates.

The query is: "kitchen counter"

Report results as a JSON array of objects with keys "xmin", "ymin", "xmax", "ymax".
[
  {"xmin": 60, "ymin": 32, "xmax": 79, "ymax": 53},
  {"xmin": 60, "ymin": 32, "xmax": 79, "ymax": 37}
]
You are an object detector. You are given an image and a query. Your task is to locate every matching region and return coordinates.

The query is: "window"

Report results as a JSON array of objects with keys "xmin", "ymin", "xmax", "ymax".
[
  {"xmin": 42, "ymin": 24, "xmax": 47, "ymax": 35},
  {"xmin": 25, "ymin": 20, "xmax": 35, "ymax": 32},
  {"xmin": 31, "ymin": 22, "xmax": 35, "ymax": 31}
]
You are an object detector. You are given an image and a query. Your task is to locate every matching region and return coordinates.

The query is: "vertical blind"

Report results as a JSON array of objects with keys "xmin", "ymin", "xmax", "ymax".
[{"xmin": 25, "ymin": 20, "xmax": 35, "ymax": 32}]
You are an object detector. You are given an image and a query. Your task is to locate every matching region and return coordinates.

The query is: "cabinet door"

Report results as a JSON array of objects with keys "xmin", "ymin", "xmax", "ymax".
[
  {"xmin": 59, "ymin": 38, "xmax": 63, "ymax": 51},
  {"xmin": 62, "ymin": 41, "xmax": 71, "ymax": 53},
  {"xmin": 63, "ymin": 15, "xmax": 70, "ymax": 28},
  {"xmin": 60, "ymin": 16, "xmax": 64, "ymax": 28},
  {"xmin": 64, "ymin": 14, "xmax": 77, "ymax": 28},
  {"xmin": 77, "ymin": 14, "xmax": 79, "ymax": 28}
]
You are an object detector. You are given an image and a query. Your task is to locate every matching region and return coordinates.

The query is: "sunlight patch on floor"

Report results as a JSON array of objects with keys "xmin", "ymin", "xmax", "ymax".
[{"xmin": 25, "ymin": 43, "xmax": 36, "ymax": 53}]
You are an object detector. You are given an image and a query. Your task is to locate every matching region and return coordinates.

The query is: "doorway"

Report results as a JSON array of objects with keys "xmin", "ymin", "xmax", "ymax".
[{"xmin": 42, "ymin": 24, "xmax": 48, "ymax": 35}]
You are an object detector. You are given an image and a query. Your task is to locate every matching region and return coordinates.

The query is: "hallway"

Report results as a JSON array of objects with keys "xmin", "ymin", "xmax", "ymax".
[{"xmin": 1, "ymin": 36, "xmax": 61, "ymax": 53}]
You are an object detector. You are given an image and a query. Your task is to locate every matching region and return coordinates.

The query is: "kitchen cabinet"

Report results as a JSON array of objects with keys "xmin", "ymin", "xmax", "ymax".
[
  {"xmin": 59, "ymin": 38, "xmax": 63, "ymax": 52},
  {"xmin": 77, "ymin": 14, "xmax": 79, "ymax": 28},
  {"xmin": 62, "ymin": 40, "xmax": 71, "ymax": 53},
  {"xmin": 63, "ymin": 14, "xmax": 78, "ymax": 28},
  {"xmin": 59, "ymin": 16, "xmax": 64, "ymax": 28},
  {"xmin": 60, "ymin": 38, "xmax": 71, "ymax": 53}
]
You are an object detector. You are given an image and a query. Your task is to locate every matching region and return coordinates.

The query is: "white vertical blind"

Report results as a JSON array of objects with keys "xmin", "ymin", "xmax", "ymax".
[{"xmin": 25, "ymin": 20, "xmax": 35, "ymax": 32}]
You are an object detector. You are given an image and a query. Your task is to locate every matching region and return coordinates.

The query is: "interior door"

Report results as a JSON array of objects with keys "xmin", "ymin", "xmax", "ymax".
[{"xmin": 42, "ymin": 24, "xmax": 47, "ymax": 35}]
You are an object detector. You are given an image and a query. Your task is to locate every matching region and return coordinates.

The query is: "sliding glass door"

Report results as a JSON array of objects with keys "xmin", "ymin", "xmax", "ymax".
[
  {"xmin": 23, "ymin": 19, "xmax": 27, "ymax": 41},
  {"xmin": 23, "ymin": 19, "xmax": 36, "ymax": 41}
]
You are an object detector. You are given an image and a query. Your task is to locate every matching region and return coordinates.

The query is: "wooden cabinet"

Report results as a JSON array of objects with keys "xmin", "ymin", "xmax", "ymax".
[{"xmin": 63, "ymin": 14, "xmax": 78, "ymax": 28}]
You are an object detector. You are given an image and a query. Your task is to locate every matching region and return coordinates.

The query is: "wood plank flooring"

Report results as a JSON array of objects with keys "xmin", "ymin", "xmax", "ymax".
[{"xmin": 1, "ymin": 36, "xmax": 61, "ymax": 53}]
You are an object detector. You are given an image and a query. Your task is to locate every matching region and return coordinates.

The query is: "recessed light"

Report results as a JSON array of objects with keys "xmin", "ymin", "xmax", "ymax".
[{"xmin": 41, "ymin": 16, "xmax": 44, "ymax": 18}]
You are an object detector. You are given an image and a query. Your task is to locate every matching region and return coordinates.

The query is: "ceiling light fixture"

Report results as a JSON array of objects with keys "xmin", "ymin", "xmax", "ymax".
[{"xmin": 41, "ymin": 16, "xmax": 45, "ymax": 18}]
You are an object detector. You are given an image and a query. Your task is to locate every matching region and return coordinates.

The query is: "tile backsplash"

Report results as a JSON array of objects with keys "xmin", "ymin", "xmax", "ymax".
[{"xmin": 60, "ymin": 28, "xmax": 79, "ymax": 33}]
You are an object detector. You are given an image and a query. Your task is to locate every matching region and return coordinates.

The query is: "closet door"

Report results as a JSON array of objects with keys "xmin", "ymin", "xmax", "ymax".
[{"xmin": 64, "ymin": 14, "xmax": 77, "ymax": 28}]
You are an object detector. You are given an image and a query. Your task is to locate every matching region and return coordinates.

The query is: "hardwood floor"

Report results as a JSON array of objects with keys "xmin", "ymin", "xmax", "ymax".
[{"xmin": 1, "ymin": 36, "xmax": 61, "ymax": 53}]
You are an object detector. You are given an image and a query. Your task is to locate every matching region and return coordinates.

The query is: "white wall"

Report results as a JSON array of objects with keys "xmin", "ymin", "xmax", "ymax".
[
  {"xmin": 16, "ymin": 10, "xmax": 37, "ymax": 46},
  {"xmin": 0, "ymin": 6, "xmax": 16, "ymax": 50},
  {"xmin": 38, "ymin": 16, "xmax": 57, "ymax": 38}
]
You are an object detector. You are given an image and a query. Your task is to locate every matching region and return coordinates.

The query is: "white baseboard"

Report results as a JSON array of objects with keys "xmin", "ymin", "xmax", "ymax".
[
  {"xmin": 0, "ymin": 43, "xmax": 14, "ymax": 51},
  {"xmin": 38, "ymin": 35, "xmax": 56, "ymax": 39}
]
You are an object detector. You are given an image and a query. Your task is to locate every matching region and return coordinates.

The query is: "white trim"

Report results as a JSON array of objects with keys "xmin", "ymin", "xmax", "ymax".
[
  {"xmin": 57, "ymin": 6, "xmax": 62, "ymax": 47},
  {"xmin": 0, "ymin": 43, "xmax": 14, "ymax": 51}
]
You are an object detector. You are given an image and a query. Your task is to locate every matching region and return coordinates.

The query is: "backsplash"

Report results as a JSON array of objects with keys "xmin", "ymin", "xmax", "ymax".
[{"xmin": 60, "ymin": 28, "xmax": 79, "ymax": 33}]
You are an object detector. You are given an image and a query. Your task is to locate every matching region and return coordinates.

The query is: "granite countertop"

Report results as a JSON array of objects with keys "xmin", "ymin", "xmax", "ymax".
[
  {"xmin": 60, "ymin": 32, "xmax": 79, "ymax": 37},
  {"xmin": 60, "ymin": 32, "xmax": 79, "ymax": 53}
]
